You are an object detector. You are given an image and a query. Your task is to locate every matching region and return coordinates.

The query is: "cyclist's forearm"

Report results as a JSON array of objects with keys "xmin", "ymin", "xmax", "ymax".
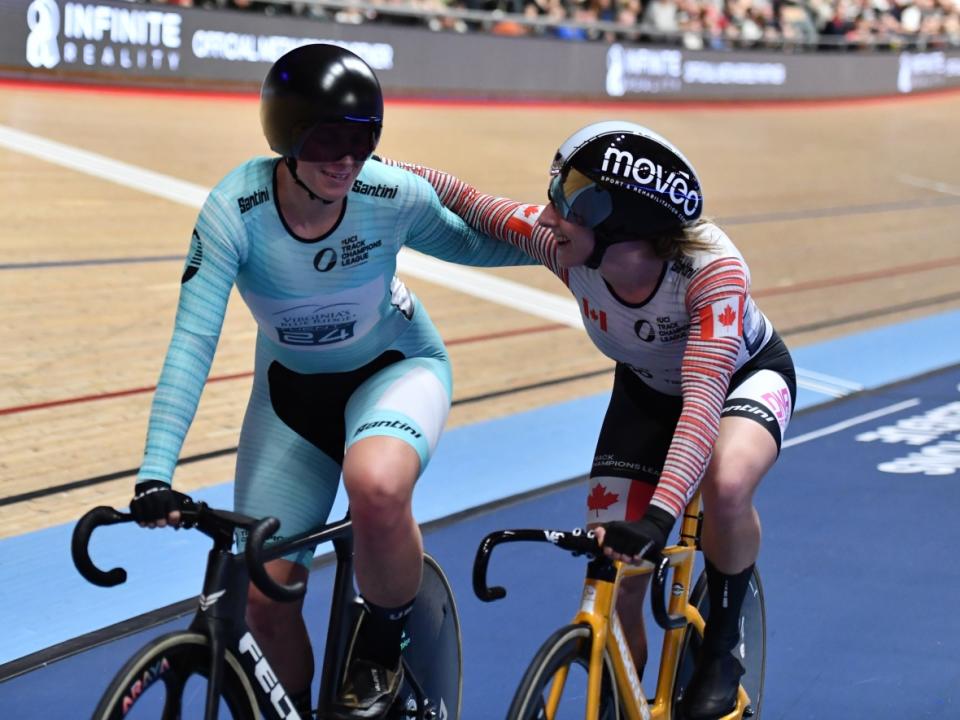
[{"xmin": 138, "ymin": 328, "xmax": 218, "ymax": 484}]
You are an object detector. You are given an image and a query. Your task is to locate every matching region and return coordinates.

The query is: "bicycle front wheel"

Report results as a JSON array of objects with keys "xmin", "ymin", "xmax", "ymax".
[
  {"xmin": 92, "ymin": 631, "xmax": 259, "ymax": 720},
  {"xmin": 508, "ymin": 623, "xmax": 620, "ymax": 720},
  {"xmin": 672, "ymin": 567, "xmax": 766, "ymax": 719},
  {"xmin": 393, "ymin": 553, "xmax": 463, "ymax": 720}
]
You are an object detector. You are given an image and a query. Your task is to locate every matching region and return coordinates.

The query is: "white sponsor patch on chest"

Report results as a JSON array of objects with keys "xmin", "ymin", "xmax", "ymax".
[{"xmin": 241, "ymin": 276, "xmax": 385, "ymax": 350}]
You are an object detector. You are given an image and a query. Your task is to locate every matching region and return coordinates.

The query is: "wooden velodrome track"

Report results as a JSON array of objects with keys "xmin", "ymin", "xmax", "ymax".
[{"xmin": 2, "ymin": 81, "xmax": 959, "ymax": 539}]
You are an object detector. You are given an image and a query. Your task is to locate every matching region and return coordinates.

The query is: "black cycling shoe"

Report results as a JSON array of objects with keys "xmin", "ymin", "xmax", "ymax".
[
  {"xmin": 328, "ymin": 657, "xmax": 404, "ymax": 720},
  {"xmin": 678, "ymin": 652, "xmax": 745, "ymax": 720}
]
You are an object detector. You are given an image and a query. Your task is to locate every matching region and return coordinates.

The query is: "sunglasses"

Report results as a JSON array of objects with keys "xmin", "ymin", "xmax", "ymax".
[
  {"xmin": 547, "ymin": 169, "xmax": 612, "ymax": 228},
  {"xmin": 297, "ymin": 121, "xmax": 382, "ymax": 162}
]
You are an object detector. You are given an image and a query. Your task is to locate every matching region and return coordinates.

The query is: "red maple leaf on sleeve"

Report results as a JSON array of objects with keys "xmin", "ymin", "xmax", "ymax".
[
  {"xmin": 587, "ymin": 483, "xmax": 619, "ymax": 514},
  {"xmin": 718, "ymin": 304, "xmax": 737, "ymax": 327}
]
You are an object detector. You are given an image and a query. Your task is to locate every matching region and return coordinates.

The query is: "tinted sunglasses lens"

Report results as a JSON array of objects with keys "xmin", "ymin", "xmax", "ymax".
[
  {"xmin": 548, "ymin": 170, "xmax": 611, "ymax": 228},
  {"xmin": 548, "ymin": 174, "xmax": 573, "ymax": 219},
  {"xmin": 299, "ymin": 123, "xmax": 380, "ymax": 162}
]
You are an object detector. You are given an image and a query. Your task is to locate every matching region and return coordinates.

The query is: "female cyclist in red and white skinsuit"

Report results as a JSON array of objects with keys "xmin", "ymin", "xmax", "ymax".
[{"xmin": 388, "ymin": 121, "xmax": 796, "ymax": 719}]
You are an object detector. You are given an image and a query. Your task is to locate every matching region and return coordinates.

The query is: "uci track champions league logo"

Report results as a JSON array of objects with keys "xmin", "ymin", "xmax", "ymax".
[{"xmin": 25, "ymin": 0, "xmax": 181, "ymax": 72}]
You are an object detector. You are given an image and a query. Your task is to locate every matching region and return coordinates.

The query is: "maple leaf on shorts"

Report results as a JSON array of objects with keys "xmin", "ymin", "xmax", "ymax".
[{"xmin": 587, "ymin": 483, "xmax": 619, "ymax": 513}]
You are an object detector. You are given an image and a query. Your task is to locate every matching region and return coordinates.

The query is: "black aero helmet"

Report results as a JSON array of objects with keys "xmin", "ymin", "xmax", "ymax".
[
  {"xmin": 260, "ymin": 43, "xmax": 383, "ymax": 162},
  {"xmin": 548, "ymin": 121, "xmax": 703, "ymax": 265}
]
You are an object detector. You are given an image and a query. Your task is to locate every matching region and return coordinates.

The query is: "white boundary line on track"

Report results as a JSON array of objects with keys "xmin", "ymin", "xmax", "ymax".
[
  {"xmin": 898, "ymin": 174, "xmax": 960, "ymax": 197},
  {"xmin": 795, "ymin": 367, "xmax": 864, "ymax": 392},
  {"xmin": 0, "ymin": 124, "xmax": 210, "ymax": 207},
  {"xmin": 0, "ymin": 123, "xmax": 584, "ymax": 328},
  {"xmin": 783, "ymin": 398, "xmax": 921, "ymax": 448},
  {"xmin": 793, "ymin": 378, "xmax": 849, "ymax": 398},
  {"xmin": 1, "ymin": 123, "xmax": 871, "ymax": 381}
]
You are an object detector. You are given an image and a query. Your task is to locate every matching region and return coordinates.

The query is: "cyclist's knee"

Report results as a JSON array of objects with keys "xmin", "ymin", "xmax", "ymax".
[
  {"xmin": 705, "ymin": 480, "xmax": 753, "ymax": 520},
  {"xmin": 702, "ymin": 456, "xmax": 765, "ymax": 520},
  {"xmin": 705, "ymin": 422, "xmax": 777, "ymax": 516},
  {"xmin": 343, "ymin": 442, "xmax": 417, "ymax": 531},
  {"xmin": 345, "ymin": 472, "xmax": 413, "ymax": 529}
]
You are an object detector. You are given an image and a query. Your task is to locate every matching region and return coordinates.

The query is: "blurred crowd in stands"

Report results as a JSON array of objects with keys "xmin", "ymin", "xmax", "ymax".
[{"xmin": 153, "ymin": 0, "xmax": 960, "ymax": 50}]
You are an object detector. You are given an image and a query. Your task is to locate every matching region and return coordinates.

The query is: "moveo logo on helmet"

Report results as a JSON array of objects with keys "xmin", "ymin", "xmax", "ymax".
[{"xmin": 600, "ymin": 144, "xmax": 701, "ymax": 219}]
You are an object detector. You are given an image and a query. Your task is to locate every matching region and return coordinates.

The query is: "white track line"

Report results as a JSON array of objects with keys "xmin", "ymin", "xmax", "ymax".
[
  {"xmin": 794, "ymin": 377, "xmax": 857, "ymax": 398},
  {"xmin": 0, "ymin": 123, "xmax": 872, "ymax": 388},
  {"xmin": 899, "ymin": 174, "xmax": 960, "ymax": 198},
  {"xmin": 783, "ymin": 398, "xmax": 921, "ymax": 448},
  {"xmin": 0, "ymin": 122, "xmax": 582, "ymax": 327},
  {"xmin": 0, "ymin": 124, "xmax": 209, "ymax": 207},
  {"xmin": 395, "ymin": 253, "xmax": 581, "ymax": 327},
  {"xmin": 795, "ymin": 368, "xmax": 864, "ymax": 392}
]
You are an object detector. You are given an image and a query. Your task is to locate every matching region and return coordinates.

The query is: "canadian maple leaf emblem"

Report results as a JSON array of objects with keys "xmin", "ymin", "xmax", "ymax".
[
  {"xmin": 587, "ymin": 483, "xmax": 619, "ymax": 515},
  {"xmin": 718, "ymin": 305, "xmax": 737, "ymax": 327},
  {"xmin": 523, "ymin": 204, "xmax": 538, "ymax": 218}
]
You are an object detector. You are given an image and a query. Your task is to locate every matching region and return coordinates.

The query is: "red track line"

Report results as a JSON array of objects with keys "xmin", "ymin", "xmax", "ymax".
[
  {"xmin": 0, "ymin": 371, "xmax": 254, "ymax": 417},
  {"xmin": 752, "ymin": 256, "xmax": 960, "ymax": 298},
  {"xmin": 3, "ymin": 77, "xmax": 960, "ymax": 111},
  {"xmin": 0, "ymin": 323, "xmax": 566, "ymax": 417},
  {"xmin": 3, "ymin": 249, "xmax": 958, "ymax": 417},
  {"xmin": 445, "ymin": 322, "xmax": 565, "ymax": 345}
]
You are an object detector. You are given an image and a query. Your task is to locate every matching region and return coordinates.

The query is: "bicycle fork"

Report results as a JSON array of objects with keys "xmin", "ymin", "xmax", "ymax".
[{"xmin": 189, "ymin": 547, "xmax": 244, "ymax": 720}]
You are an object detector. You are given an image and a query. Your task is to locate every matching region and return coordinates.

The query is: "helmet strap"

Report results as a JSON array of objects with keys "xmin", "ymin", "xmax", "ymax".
[{"xmin": 284, "ymin": 157, "xmax": 335, "ymax": 205}]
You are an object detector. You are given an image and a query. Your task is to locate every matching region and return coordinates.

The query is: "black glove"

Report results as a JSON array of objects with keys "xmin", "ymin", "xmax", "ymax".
[
  {"xmin": 602, "ymin": 506, "xmax": 676, "ymax": 560},
  {"xmin": 130, "ymin": 480, "xmax": 182, "ymax": 524}
]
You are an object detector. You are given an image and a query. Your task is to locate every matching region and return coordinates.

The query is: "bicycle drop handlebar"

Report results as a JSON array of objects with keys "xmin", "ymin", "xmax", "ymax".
[
  {"xmin": 244, "ymin": 515, "xmax": 306, "ymax": 602},
  {"xmin": 71, "ymin": 496, "xmax": 307, "ymax": 602},
  {"xmin": 473, "ymin": 528, "xmax": 686, "ymax": 631}
]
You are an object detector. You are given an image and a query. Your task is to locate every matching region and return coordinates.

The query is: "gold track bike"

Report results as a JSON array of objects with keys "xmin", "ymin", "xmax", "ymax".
[{"xmin": 472, "ymin": 488, "xmax": 765, "ymax": 720}]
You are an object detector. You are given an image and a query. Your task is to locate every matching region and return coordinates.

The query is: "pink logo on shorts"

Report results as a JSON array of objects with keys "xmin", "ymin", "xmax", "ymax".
[{"xmin": 762, "ymin": 388, "xmax": 792, "ymax": 430}]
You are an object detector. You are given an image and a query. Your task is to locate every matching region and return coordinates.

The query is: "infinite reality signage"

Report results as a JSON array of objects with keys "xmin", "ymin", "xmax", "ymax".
[
  {"xmin": 5, "ymin": 0, "xmax": 960, "ymax": 98},
  {"xmin": 21, "ymin": 0, "xmax": 394, "ymax": 77}
]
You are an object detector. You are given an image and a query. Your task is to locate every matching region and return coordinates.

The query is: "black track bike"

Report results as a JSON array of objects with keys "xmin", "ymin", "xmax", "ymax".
[{"xmin": 72, "ymin": 494, "xmax": 461, "ymax": 719}]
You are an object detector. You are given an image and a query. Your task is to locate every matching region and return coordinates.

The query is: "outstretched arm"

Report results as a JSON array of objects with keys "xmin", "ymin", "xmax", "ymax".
[
  {"xmin": 402, "ymin": 172, "xmax": 538, "ymax": 268},
  {"xmin": 384, "ymin": 158, "xmax": 565, "ymax": 278}
]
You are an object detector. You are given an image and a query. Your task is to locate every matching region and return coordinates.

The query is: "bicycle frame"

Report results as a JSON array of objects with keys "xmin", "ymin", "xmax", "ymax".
[
  {"xmin": 572, "ymin": 489, "xmax": 750, "ymax": 720},
  {"xmin": 567, "ymin": 503, "xmax": 701, "ymax": 720},
  {"xmin": 73, "ymin": 506, "xmax": 362, "ymax": 720},
  {"xmin": 473, "ymin": 488, "xmax": 753, "ymax": 720},
  {"xmin": 189, "ymin": 514, "xmax": 360, "ymax": 720},
  {"xmin": 74, "ymin": 501, "xmax": 448, "ymax": 720}
]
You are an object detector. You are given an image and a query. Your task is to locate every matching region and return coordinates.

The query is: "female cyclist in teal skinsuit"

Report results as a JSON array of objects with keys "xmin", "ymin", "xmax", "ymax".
[{"xmin": 127, "ymin": 43, "xmax": 534, "ymax": 719}]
